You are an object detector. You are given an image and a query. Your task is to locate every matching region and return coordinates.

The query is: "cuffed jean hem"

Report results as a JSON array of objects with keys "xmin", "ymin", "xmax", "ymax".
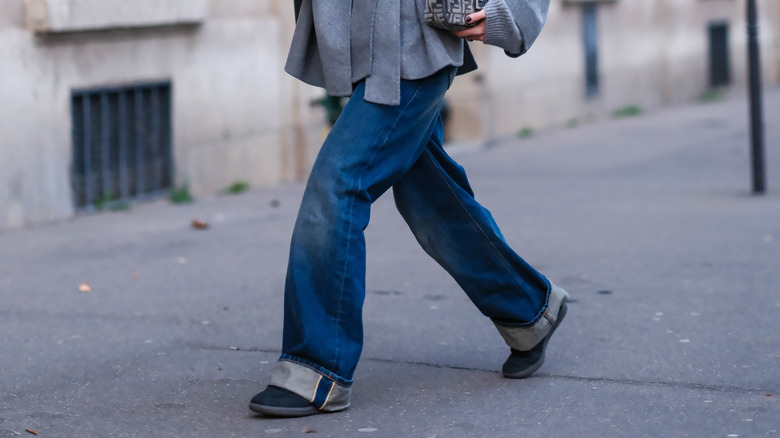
[
  {"xmin": 269, "ymin": 355, "xmax": 352, "ymax": 412},
  {"xmin": 491, "ymin": 281, "xmax": 570, "ymax": 351}
]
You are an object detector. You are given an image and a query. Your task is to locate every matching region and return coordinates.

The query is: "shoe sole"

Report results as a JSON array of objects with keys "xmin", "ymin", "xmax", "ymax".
[
  {"xmin": 249, "ymin": 403, "xmax": 321, "ymax": 417},
  {"xmin": 503, "ymin": 301, "xmax": 568, "ymax": 379}
]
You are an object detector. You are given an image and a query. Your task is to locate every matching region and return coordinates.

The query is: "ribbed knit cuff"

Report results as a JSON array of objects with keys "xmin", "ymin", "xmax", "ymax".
[{"xmin": 484, "ymin": 0, "xmax": 525, "ymax": 58}]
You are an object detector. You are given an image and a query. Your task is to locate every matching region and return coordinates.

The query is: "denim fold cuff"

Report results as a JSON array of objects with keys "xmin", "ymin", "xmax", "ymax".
[
  {"xmin": 492, "ymin": 281, "xmax": 569, "ymax": 351},
  {"xmin": 269, "ymin": 359, "xmax": 351, "ymax": 412}
]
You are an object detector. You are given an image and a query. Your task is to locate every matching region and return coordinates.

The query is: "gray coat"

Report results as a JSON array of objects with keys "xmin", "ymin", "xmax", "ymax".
[{"xmin": 287, "ymin": 0, "xmax": 551, "ymax": 105}]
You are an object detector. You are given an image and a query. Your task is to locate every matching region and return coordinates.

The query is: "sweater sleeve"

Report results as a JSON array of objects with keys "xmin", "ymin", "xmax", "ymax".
[{"xmin": 483, "ymin": 0, "xmax": 551, "ymax": 58}]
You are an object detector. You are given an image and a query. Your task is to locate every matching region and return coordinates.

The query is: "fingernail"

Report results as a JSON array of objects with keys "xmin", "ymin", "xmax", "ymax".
[{"xmin": 465, "ymin": 16, "xmax": 472, "ymax": 23}]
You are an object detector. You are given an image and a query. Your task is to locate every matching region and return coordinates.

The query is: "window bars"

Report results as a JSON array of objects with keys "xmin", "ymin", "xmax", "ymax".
[{"xmin": 71, "ymin": 81, "xmax": 173, "ymax": 210}]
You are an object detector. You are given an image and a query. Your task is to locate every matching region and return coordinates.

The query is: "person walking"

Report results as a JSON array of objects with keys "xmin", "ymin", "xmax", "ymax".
[{"xmin": 249, "ymin": 0, "xmax": 568, "ymax": 417}]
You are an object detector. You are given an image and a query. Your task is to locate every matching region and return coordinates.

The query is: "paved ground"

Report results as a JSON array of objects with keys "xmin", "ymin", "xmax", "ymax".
[{"xmin": 1, "ymin": 88, "xmax": 779, "ymax": 438}]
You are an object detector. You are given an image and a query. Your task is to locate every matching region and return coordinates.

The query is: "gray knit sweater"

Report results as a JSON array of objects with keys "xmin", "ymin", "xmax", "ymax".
[{"xmin": 286, "ymin": 0, "xmax": 551, "ymax": 106}]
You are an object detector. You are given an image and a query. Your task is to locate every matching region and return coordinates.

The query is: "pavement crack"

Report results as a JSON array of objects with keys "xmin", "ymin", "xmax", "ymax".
[
  {"xmin": 534, "ymin": 373, "xmax": 771, "ymax": 395},
  {"xmin": 186, "ymin": 342, "xmax": 279, "ymax": 354},
  {"xmin": 190, "ymin": 344, "xmax": 774, "ymax": 395},
  {"xmin": 365, "ymin": 356, "xmax": 494, "ymax": 373},
  {"xmin": 363, "ymin": 357, "xmax": 772, "ymax": 395}
]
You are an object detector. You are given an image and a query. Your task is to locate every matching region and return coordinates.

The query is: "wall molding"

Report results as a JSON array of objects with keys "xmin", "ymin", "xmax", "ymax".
[{"xmin": 25, "ymin": 0, "xmax": 209, "ymax": 33}]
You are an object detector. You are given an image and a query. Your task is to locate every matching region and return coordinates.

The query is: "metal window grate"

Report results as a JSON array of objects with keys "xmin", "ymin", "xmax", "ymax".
[
  {"xmin": 582, "ymin": 4, "xmax": 600, "ymax": 98},
  {"xmin": 708, "ymin": 22, "xmax": 731, "ymax": 88},
  {"xmin": 71, "ymin": 81, "xmax": 173, "ymax": 209}
]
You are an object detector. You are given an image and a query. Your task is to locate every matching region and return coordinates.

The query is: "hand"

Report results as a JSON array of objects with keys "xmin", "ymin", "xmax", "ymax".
[{"xmin": 451, "ymin": 9, "xmax": 486, "ymax": 42}]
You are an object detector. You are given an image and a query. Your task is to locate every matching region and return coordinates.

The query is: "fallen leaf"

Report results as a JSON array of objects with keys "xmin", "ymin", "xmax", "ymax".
[
  {"xmin": 78, "ymin": 283, "xmax": 91, "ymax": 293},
  {"xmin": 191, "ymin": 219, "xmax": 210, "ymax": 230},
  {"xmin": 302, "ymin": 426, "xmax": 317, "ymax": 433},
  {"xmin": 26, "ymin": 429, "xmax": 38, "ymax": 435}
]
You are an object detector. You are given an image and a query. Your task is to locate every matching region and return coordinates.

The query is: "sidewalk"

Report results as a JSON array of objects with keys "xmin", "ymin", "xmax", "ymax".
[{"xmin": 1, "ymin": 89, "xmax": 779, "ymax": 437}]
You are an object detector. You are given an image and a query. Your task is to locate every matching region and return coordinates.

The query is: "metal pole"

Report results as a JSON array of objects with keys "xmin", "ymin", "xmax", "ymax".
[{"xmin": 747, "ymin": 0, "xmax": 766, "ymax": 194}]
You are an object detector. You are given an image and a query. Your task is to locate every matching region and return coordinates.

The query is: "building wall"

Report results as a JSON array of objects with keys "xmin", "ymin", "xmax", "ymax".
[
  {"xmin": 770, "ymin": 0, "xmax": 780, "ymax": 83},
  {"xmin": 445, "ymin": 0, "xmax": 780, "ymax": 141},
  {"xmin": 1, "ymin": 0, "xmax": 778, "ymax": 228},
  {"xmin": 0, "ymin": 0, "xmax": 326, "ymax": 228}
]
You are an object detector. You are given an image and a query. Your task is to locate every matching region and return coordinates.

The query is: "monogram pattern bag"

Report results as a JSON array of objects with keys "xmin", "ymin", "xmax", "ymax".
[{"xmin": 424, "ymin": 0, "xmax": 488, "ymax": 32}]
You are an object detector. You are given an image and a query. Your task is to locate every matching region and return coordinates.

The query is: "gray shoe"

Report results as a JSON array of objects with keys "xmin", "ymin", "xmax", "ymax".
[
  {"xmin": 249, "ymin": 386, "xmax": 321, "ymax": 417},
  {"xmin": 502, "ymin": 301, "xmax": 568, "ymax": 378},
  {"xmin": 492, "ymin": 281, "xmax": 569, "ymax": 378}
]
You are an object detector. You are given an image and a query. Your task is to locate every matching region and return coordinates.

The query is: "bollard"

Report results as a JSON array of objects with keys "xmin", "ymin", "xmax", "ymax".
[{"xmin": 747, "ymin": 0, "xmax": 766, "ymax": 194}]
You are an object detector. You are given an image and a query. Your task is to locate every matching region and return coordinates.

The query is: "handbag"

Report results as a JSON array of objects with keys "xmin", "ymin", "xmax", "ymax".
[{"xmin": 424, "ymin": 0, "xmax": 488, "ymax": 32}]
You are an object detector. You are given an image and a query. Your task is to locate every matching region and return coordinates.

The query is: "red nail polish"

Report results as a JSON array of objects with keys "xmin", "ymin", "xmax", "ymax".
[{"xmin": 465, "ymin": 16, "xmax": 472, "ymax": 23}]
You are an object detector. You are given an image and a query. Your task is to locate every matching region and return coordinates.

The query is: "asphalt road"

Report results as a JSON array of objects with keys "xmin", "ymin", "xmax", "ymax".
[{"xmin": 1, "ymin": 88, "xmax": 779, "ymax": 437}]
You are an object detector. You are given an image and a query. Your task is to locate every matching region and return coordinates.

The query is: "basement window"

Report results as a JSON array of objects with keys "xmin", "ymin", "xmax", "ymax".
[
  {"xmin": 582, "ymin": 3, "xmax": 600, "ymax": 98},
  {"xmin": 71, "ymin": 81, "xmax": 173, "ymax": 210},
  {"xmin": 708, "ymin": 22, "xmax": 732, "ymax": 88}
]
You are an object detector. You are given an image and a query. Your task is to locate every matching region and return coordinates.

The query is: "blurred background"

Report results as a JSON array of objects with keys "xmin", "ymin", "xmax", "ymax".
[{"xmin": 0, "ymin": 0, "xmax": 778, "ymax": 228}]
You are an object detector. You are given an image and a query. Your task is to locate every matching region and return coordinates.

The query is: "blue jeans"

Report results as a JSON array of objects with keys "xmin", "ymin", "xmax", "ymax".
[{"xmin": 270, "ymin": 67, "xmax": 554, "ymax": 411}]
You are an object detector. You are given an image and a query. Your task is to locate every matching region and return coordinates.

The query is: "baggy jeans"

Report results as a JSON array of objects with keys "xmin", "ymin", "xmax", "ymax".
[{"xmin": 269, "ymin": 67, "xmax": 568, "ymax": 411}]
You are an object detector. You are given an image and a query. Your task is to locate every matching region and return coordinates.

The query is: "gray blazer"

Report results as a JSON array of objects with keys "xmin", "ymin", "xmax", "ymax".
[{"xmin": 287, "ymin": 0, "xmax": 550, "ymax": 105}]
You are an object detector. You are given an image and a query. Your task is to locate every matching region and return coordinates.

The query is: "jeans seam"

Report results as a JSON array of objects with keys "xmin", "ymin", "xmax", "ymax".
[
  {"xmin": 310, "ymin": 376, "xmax": 323, "ymax": 403},
  {"xmin": 424, "ymin": 150, "xmax": 550, "ymax": 326},
  {"xmin": 322, "ymin": 382, "xmax": 336, "ymax": 408},
  {"xmin": 331, "ymin": 78, "xmax": 429, "ymax": 371}
]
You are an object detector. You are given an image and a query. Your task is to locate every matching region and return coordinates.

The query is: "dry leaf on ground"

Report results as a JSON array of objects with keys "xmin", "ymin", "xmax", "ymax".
[
  {"xmin": 191, "ymin": 219, "xmax": 210, "ymax": 230},
  {"xmin": 26, "ymin": 429, "xmax": 38, "ymax": 435}
]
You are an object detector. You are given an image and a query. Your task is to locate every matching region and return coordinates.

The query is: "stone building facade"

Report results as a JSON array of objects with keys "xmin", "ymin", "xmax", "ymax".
[
  {"xmin": 1, "ymin": 0, "xmax": 325, "ymax": 227},
  {"xmin": 1, "ymin": 0, "xmax": 778, "ymax": 227},
  {"xmin": 447, "ymin": 0, "xmax": 780, "ymax": 141}
]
